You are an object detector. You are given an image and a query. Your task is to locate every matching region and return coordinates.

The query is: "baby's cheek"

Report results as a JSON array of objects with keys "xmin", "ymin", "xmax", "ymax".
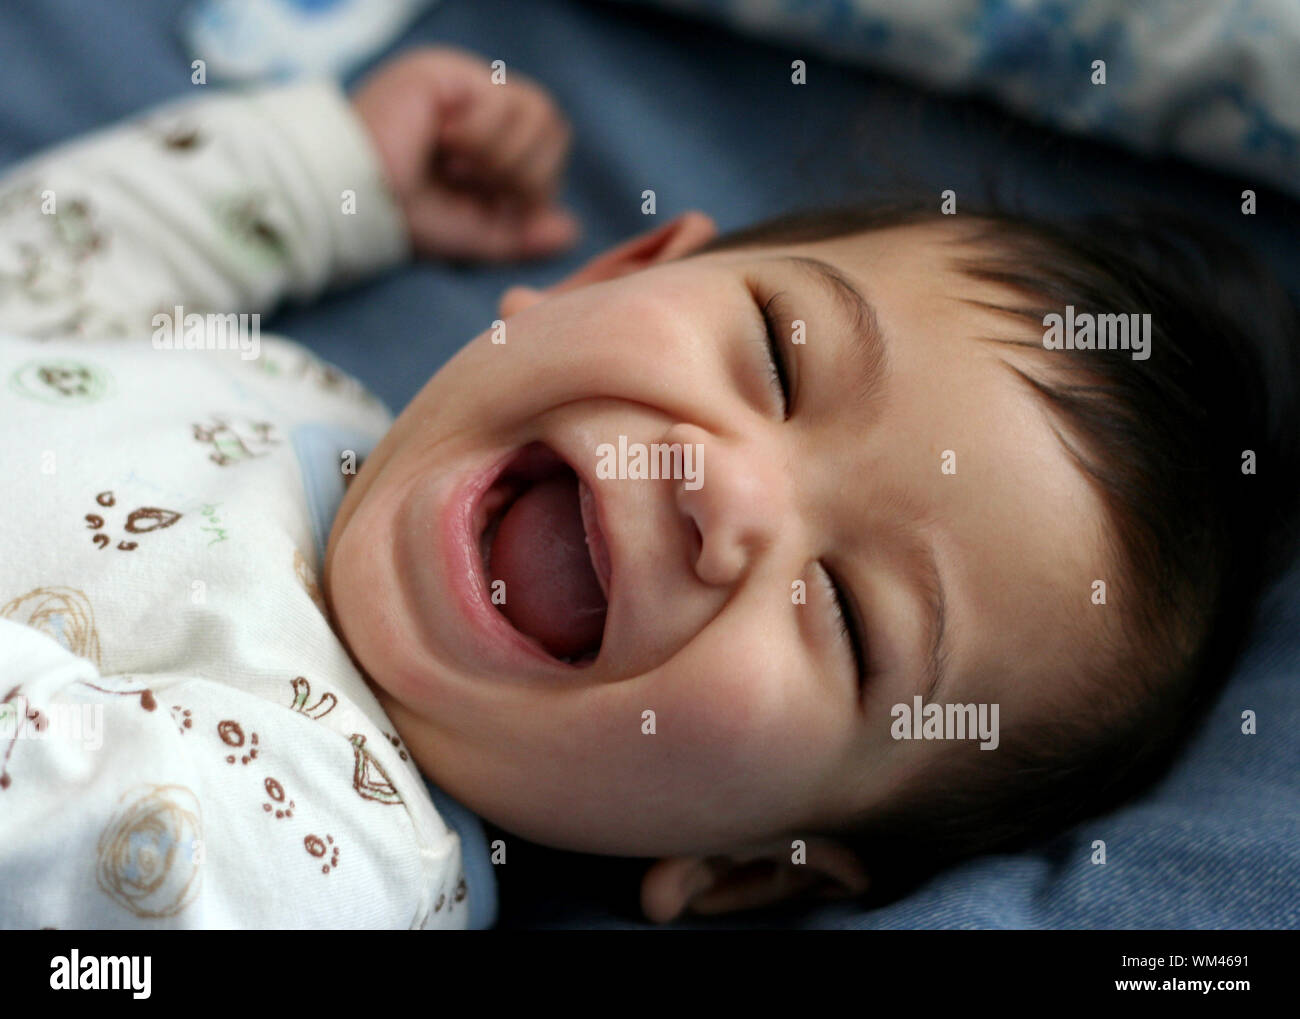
[{"xmin": 655, "ymin": 640, "xmax": 821, "ymax": 801}]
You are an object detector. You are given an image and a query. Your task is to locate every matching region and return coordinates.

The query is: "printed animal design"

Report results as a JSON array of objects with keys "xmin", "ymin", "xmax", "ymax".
[
  {"xmin": 171, "ymin": 705, "xmax": 193, "ymax": 735},
  {"xmin": 163, "ymin": 127, "xmax": 203, "ymax": 151},
  {"xmin": 42, "ymin": 364, "xmax": 93, "ymax": 397},
  {"xmin": 382, "ymin": 731, "xmax": 409, "ymax": 763},
  {"xmin": 349, "ymin": 733, "xmax": 402, "ymax": 805},
  {"xmin": 432, "ymin": 877, "xmax": 468, "ymax": 915},
  {"xmin": 289, "ymin": 676, "xmax": 336, "ymax": 720},
  {"xmin": 304, "ymin": 833, "xmax": 339, "ymax": 874},
  {"xmin": 192, "ymin": 415, "xmax": 278, "ymax": 466},
  {"xmin": 9, "ymin": 358, "xmax": 111, "ymax": 405},
  {"xmin": 218, "ymin": 720, "xmax": 258, "ymax": 765},
  {"xmin": 0, "ymin": 586, "xmax": 102, "ymax": 667},
  {"xmin": 139, "ymin": 116, "xmax": 206, "ymax": 153},
  {"xmin": 0, "ymin": 183, "xmax": 102, "ymax": 305},
  {"xmin": 96, "ymin": 784, "xmax": 203, "ymax": 919},
  {"xmin": 212, "ymin": 191, "xmax": 289, "ymax": 270},
  {"xmin": 262, "ymin": 777, "xmax": 295, "ymax": 819},
  {"xmin": 84, "ymin": 490, "xmax": 182, "ymax": 551}
]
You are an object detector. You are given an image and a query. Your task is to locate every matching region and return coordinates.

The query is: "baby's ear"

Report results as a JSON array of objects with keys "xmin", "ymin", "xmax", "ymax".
[
  {"xmin": 497, "ymin": 210, "xmax": 717, "ymax": 318},
  {"xmin": 639, "ymin": 837, "xmax": 869, "ymax": 924}
]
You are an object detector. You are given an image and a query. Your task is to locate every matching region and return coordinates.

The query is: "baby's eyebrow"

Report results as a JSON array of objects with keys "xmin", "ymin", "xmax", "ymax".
[{"xmin": 773, "ymin": 255, "xmax": 889, "ymax": 407}]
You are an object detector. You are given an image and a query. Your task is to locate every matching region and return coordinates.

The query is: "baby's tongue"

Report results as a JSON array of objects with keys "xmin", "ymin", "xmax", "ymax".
[{"xmin": 488, "ymin": 475, "xmax": 607, "ymax": 658}]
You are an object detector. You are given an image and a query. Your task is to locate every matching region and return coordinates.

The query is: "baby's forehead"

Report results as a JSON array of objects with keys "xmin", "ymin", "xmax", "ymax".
[
  {"xmin": 697, "ymin": 223, "xmax": 1028, "ymax": 330},
  {"xmin": 806, "ymin": 222, "xmax": 1022, "ymax": 295}
]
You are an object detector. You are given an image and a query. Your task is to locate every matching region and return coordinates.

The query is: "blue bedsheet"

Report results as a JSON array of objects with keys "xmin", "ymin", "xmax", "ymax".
[{"xmin": 2, "ymin": 0, "xmax": 1296, "ymax": 929}]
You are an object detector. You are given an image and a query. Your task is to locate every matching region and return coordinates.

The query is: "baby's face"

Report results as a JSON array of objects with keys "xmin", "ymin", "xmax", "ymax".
[{"xmin": 325, "ymin": 219, "xmax": 1112, "ymax": 858}]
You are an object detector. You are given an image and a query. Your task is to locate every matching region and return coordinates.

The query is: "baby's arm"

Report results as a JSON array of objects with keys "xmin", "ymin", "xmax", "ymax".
[
  {"xmin": 0, "ymin": 79, "xmax": 408, "ymax": 339},
  {"xmin": 0, "ymin": 46, "xmax": 577, "ymax": 340}
]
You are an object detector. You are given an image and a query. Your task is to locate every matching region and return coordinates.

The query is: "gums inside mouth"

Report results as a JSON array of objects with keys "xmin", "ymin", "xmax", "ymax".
[{"xmin": 478, "ymin": 443, "xmax": 609, "ymax": 665}]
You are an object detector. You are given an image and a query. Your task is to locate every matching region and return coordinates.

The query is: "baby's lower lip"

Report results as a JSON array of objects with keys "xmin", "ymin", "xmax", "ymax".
[
  {"xmin": 394, "ymin": 452, "xmax": 542, "ymax": 676},
  {"xmin": 456, "ymin": 455, "xmax": 564, "ymax": 670}
]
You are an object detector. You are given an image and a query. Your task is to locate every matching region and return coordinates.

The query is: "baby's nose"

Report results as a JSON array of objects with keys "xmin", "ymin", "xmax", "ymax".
[{"xmin": 667, "ymin": 423, "xmax": 781, "ymax": 587}]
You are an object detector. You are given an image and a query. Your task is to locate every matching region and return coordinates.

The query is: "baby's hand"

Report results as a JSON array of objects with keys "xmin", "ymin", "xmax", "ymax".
[{"xmin": 352, "ymin": 47, "xmax": 580, "ymax": 261}]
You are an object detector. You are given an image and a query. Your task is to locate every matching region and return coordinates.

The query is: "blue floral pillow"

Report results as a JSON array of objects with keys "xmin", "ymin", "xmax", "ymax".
[{"xmin": 608, "ymin": 0, "xmax": 1300, "ymax": 200}]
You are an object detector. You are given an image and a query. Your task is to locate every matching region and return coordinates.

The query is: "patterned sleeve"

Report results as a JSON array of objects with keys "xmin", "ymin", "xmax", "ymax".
[{"xmin": 0, "ymin": 79, "xmax": 410, "ymax": 340}]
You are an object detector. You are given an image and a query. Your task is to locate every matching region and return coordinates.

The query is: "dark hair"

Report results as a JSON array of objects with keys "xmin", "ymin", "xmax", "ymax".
[{"xmin": 695, "ymin": 199, "xmax": 1300, "ymax": 901}]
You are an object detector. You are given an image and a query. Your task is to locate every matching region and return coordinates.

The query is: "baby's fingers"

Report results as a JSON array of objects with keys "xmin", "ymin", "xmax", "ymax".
[
  {"xmin": 408, "ymin": 188, "xmax": 579, "ymax": 262},
  {"xmin": 510, "ymin": 115, "xmax": 573, "ymax": 206},
  {"xmin": 440, "ymin": 80, "xmax": 569, "ymax": 200},
  {"xmin": 438, "ymin": 82, "xmax": 516, "ymax": 174}
]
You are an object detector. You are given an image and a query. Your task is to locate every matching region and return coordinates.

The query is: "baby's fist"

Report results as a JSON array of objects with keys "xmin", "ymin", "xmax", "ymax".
[{"xmin": 352, "ymin": 47, "xmax": 579, "ymax": 261}]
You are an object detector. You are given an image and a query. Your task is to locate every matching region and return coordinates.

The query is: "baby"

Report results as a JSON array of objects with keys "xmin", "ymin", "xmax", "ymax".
[{"xmin": 2, "ymin": 45, "xmax": 1297, "ymax": 929}]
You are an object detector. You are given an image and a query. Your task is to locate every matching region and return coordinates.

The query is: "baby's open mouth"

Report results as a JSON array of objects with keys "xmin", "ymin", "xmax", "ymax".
[{"xmin": 478, "ymin": 443, "xmax": 611, "ymax": 665}]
